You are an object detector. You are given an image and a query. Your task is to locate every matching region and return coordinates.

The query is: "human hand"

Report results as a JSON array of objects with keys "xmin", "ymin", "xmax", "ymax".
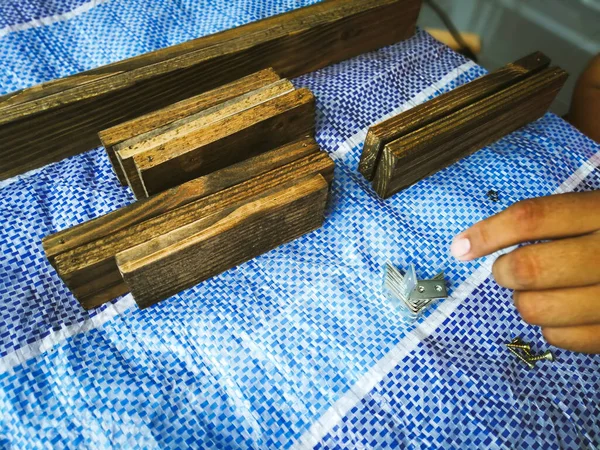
[{"xmin": 450, "ymin": 191, "xmax": 600, "ymax": 353}]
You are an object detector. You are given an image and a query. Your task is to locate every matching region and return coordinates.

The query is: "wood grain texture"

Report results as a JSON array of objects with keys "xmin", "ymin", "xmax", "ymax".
[
  {"xmin": 117, "ymin": 79, "xmax": 297, "ymax": 198},
  {"xmin": 358, "ymin": 51, "xmax": 551, "ymax": 180},
  {"xmin": 43, "ymin": 137, "xmax": 319, "ymax": 263},
  {"xmin": 0, "ymin": 0, "xmax": 344, "ymax": 107},
  {"xmin": 372, "ymin": 67, "xmax": 568, "ymax": 199},
  {"xmin": 116, "ymin": 80, "xmax": 295, "ymax": 154},
  {"xmin": 48, "ymin": 151, "xmax": 334, "ymax": 308},
  {"xmin": 0, "ymin": 0, "xmax": 421, "ymax": 180},
  {"xmin": 117, "ymin": 175, "xmax": 329, "ymax": 309},
  {"xmin": 99, "ymin": 69, "xmax": 281, "ymax": 184},
  {"xmin": 131, "ymin": 88, "xmax": 315, "ymax": 198}
]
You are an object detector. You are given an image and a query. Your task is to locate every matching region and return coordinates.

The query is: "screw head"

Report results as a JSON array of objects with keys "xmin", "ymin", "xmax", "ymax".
[
  {"xmin": 531, "ymin": 350, "xmax": 555, "ymax": 362},
  {"xmin": 435, "ymin": 285, "xmax": 443, "ymax": 292},
  {"xmin": 418, "ymin": 285, "xmax": 425, "ymax": 293}
]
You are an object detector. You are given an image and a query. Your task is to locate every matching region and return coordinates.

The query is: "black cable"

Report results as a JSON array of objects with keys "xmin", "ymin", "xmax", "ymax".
[{"xmin": 424, "ymin": 0, "xmax": 478, "ymax": 62}]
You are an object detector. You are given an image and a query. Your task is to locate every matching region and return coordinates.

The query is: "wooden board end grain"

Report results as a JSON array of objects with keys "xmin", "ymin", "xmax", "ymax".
[
  {"xmin": 372, "ymin": 67, "xmax": 568, "ymax": 199},
  {"xmin": 358, "ymin": 51, "xmax": 551, "ymax": 180},
  {"xmin": 117, "ymin": 174, "xmax": 329, "ymax": 309},
  {"xmin": 47, "ymin": 150, "xmax": 334, "ymax": 309},
  {"xmin": 131, "ymin": 87, "xmax": 315, "ymax": 198},
  {"xmin": 0, "ymin": 0, "xmax": 421, "ymax": 181},
  {"xmin": 99, "ymin": 68, "xmax": 281, "ymax": 184}
]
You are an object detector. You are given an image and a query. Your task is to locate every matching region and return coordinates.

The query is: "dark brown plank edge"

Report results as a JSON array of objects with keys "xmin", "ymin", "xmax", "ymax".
[
  {"xmin": 372, "ymin": 67, "xmax": 568, "ymax": 199},
  {"xmin": 43, "ymin": 137, "xmax": 319, "ymax": 263},
  {"xmin": 117, "ymin": 174, "xmax": 329, "ymax": 309},
  {"xmin": 134, "ymin": 88, "xmax": 315, "ymax": 197},
  {"xmin": 117, "ymin": 79, "xmax": 297, "ymax": 198},
  {"xmin": 49, "ymin": 151, "xmax": 335, "ymax": 309},
  {"xmin": 0, "ymin": 0, "xmax": 421, "ymax": 180},
  {"xmin": 99, "ymin": 69, "xmax": 281, "ymax": 184},
  {"xmin": 358, "ymin": 51, "xmax": 551, "ymax": 180}
]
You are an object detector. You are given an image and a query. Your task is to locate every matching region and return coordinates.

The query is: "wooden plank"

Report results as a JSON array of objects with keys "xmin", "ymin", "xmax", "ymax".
[
  {"xmin": 117, "ymin": 80, "xmax": 298, "ymax": 198},
  {"xmin": 130, "ymin": 88, "xmax": 315, "ymax": 198},
  {"xmin": 0, "ymin": 0, "xmax": 421, "ymax": 180},
  {"xmin": 49, "ymin": 151, "xmax": 334, "ymax": 309},
  {"xmin": 99, "ymin": 68, "xmax": 281, "ymax": 184},
  {"xmin": 372, "ymin": 67, "xmax": 568, "ymax": 199},
  {"xmin": 117, "ymin": 174, "xmax": 329, "ymax": 309},
  {"xmin": 115, "ymin": 79, "xmax": 295, "ymax": 154},
  {"xmin": 358, "ymin": 51, "xmax": 551, "ymax": 180},
  {"xmin": 43, "ymin": 137, "xmax": 319, "ymax": 263},
  {"xmin": 0, "ymin": 0, "xmax": 342, "ymax": 107}
]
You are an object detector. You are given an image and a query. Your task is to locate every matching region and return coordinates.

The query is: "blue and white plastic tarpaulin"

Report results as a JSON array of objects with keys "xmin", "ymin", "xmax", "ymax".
[{"xmin": 1, "ymin": 1, "xmax": 600, "ymax": 448}]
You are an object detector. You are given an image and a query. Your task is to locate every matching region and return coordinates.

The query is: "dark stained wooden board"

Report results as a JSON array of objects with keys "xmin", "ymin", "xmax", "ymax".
[
  {"xmin": 48, "ymin": 151, "xmax": 334, "ymax": 309},
  {"xmin": 372, "ymin": 67, "xmax": 568, "ymax": 199},
  {"xmin": 99, "ymin": 69, "xmax": 281, "ymax": 184},
  {"xmin": 358, "ymin": 51, "xmax": 551, "ymax": 180},
  {"xmin": 132, "ymin": 88, "xmax": 315, "ymax": 198},
  {"xmin": 0, "ymin": 0, "xmax": 346, "ymax": 107},
  {"xmin": 117, "ymin": 79, "xmax": 297, "ymax": 198},
  {"xmin": 43, "ymin": 137, "xmax": 319, "ymax": 263},
  {"xmin": 0, "ymin": 0, "xmax": 421, "ymax": 180},
  {"xmin": 117, "ymin": 174, "xmax": 329, "ymax": 309}
]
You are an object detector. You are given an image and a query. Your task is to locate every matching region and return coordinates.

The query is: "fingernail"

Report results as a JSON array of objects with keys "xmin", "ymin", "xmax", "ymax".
[{"xmin": 451, "ymin": 236, "xmax": 471, "ymax": 261}]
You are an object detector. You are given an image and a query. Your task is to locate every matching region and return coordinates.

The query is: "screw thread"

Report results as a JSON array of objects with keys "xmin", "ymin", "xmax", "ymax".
[
  {"xmin": 526, "ymin": 351, "xmax": 554, "ymax": 362},
  {"xmin": 507, "ymin": 347, "xmax": 535, "ymax": 369},
  {"xmin": 506, "ymin": 343, "xmax": 531, "ymax": 351}
]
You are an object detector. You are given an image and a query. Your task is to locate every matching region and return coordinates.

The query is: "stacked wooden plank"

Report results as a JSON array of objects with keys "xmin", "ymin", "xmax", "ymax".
[
  {"xmin": 358, "ymin": 52, "xmax": 568, "ymax": 199},
  {"xmin": 43, "ymin": 69, "xmax": 334, "ymax": 309},
  {"xmin": 99, "ymin": 68, "xmax": 316, "ymax": 199},
  {"xmin": 0, "ymin": 0, "xmax": 423, "ymax": 181}
]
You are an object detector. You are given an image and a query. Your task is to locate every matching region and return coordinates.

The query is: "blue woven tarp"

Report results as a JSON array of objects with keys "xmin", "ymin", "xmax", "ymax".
[{"xmin": 1, "ymin": 1, "xmax": 600, "ymax": 449}]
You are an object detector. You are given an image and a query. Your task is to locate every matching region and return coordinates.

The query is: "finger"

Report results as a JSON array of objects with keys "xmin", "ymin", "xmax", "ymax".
[
  {"xmin": 450, "ymin": 191, "xmax": 600, "ymax": 261},
  {"xmin": 514, "ymin": 285, "xmax": 600, "ymax": 327},
  {"xmin": 492, "ymin": 233, "xmax": 600, "ymax": 290},
  {"xmin": 542, "ymin": 324, "xmax": 600, "ymax": 354}
]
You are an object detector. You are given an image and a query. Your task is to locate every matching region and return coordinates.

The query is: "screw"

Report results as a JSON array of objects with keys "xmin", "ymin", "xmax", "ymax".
[
  {"xmin": 507, "ymin": 342, "xmax": 531, "ymax": 351},
  {"xmin": 526, "ymin": 350, "xmax": 555, "ymax": 363},
  {"xmin": 507, "ymin": 346, "xmax": 535, "ymax": 369},
  {"xmin": 506, "ymin": 342, "xmax": 533, "ymax": 358},
  {"xmin": 487, "ymin": 190, "xmax": 499, "ymax": 202},
  {"xmin": 435, "ymin": 285, "xmax": 443, "ymax": 292},
  {"xmin": 508, "ymin": 337, "xmax": 534, "ymax": 356},
  {"xmin": 418, "ymin": 285, "xmax": 425, "ymax": 293}
]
